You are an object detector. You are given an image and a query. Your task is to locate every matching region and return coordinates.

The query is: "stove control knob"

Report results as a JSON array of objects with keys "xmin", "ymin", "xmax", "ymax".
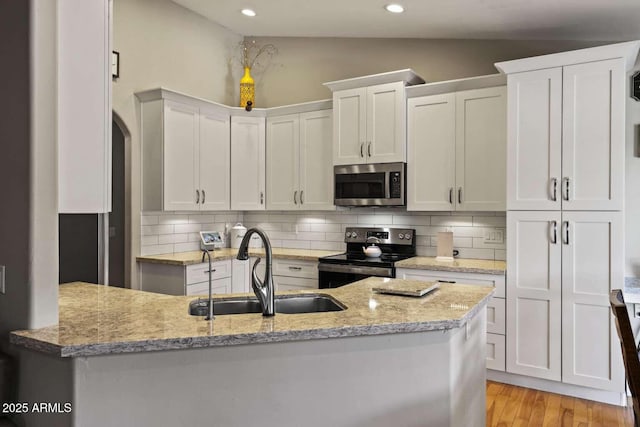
[
  {"xmin": 351, "ymin": 232, "xmax": 358, "ymax": 238},
  {"xmin": 346, "ymin": 232, "xmax": 352, "ymax": 238},
  {"xmin": 398, "ymin": 233, "xmax": 404, "ymax": 240},
  {"xmin": 404, "ymin": 233, "xmax": 412, "ymax": 240}
]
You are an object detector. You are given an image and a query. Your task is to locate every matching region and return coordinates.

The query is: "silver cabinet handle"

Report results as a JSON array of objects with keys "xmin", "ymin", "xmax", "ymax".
[
  {"xmin": 288, "ymin": 266, "xmax": 302, "ymax": 271},
  {"xmin": 360, "ymin": 142, "xmax": 364, "ymax": 158},
  {"xmin": 562, "ymin": 221, "xmax": 570, "ymax": 245},
  {"xmin": 563, "ymin": 177, "xmax": 570, "ymax": 201},
  {"xmin": 367, "ymin": 142, "xmax": 372, "ymax": 157},
  {"xmin": 196, "ymin": 190, "xmax": 200, "ymax": 204},
  {"xmin": 260, "ymin": 191, "xmax": 264, "ymax": 205},
  {"xmin": 449, "ymin": 188, "xmax": 453, "ymax": 204},
  {"xmin": 549, "ymin": 221, "xmax": 557, "ymax": 244},
  {"xmin": 300, "ymin": 190, "xmax": 304, "ymax": 204},
  {"xmin": 294, "ymin": 190, "xmax": 298, "ymax": 205},
  {"xmin": 550, "ymin": 178, "xmax": 557, "ymax": 202},
  {"xmin": 458, "ymin": 187, "xmax": 463, "ymax": 204},
  {"xmin": 201, "ymin": 189, "xmax": 206, "ymax": 204}
]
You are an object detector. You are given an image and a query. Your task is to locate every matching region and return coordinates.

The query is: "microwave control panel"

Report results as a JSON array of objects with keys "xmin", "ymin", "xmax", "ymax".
[{"xmin": 389, "ymin": 172, "xmax": 402, "ymax": 198}]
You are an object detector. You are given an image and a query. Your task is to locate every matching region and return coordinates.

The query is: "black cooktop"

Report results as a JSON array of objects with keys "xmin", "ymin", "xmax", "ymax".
[{"xmin": 319, "ymin": 252, "xmax": 414, "ymax": 268}]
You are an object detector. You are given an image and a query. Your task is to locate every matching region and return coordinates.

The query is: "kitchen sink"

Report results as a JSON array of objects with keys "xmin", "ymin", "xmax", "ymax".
[{"xmin": 189, "ymin": 294, "xmax": 346, "ymax": 316}]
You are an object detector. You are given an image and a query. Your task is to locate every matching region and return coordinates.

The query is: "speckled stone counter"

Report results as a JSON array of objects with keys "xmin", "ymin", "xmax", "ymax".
[
  {"xmin": 623, "ymin": 277, "xmax": 640, "ymax": 304},
  {"xmin": 10, "ymin": 279, "xmax": 494, "ymax": 357},
  {"xmin": 136, "ymin": 247, "xmax": 342, "ymax": 266},
  {"xmin": 395, "ymin": 256, "xmax": 506, "ymax": 275}
]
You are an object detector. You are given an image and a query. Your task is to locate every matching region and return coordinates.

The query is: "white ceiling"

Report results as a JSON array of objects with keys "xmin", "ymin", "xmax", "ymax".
[{"xmin": 172, "ymin": 0, "xmax": 640, "ymax": 41}]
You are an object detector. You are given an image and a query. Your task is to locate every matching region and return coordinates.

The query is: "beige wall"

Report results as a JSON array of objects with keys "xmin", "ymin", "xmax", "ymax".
[
  {"xmin": 251, "ymin": 37, "xmax": 603, "ymax": 107},
  {"xmin": 112, "ymin": 0, "xmax": 243, "ymax": 287}
]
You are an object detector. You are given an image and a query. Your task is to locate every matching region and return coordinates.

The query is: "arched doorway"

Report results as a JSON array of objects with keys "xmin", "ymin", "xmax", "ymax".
[{"xmin": 110, "ymin": 112, "xmax": 131, "ymax": 288}]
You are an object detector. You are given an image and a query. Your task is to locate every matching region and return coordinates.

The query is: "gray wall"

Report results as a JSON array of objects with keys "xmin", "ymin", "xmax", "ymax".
[
  {"xmin": 250, "ymin": 37, "xmax": 603, "ymax": 107},
  {"xmin": 0, "ymin": 0, "xmax": 59, "ymax": 351},
  {"xmin": 626, "ymin": 63, "xmax": 640, "ymax": 277}
]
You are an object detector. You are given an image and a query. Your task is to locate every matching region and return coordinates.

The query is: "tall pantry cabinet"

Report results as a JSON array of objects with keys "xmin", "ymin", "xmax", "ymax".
[{"xmin": 496, "ymin": 41, "xmax": 640, "ymax": 396}]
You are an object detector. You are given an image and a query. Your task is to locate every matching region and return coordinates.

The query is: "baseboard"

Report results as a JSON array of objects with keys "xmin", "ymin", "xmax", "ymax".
[{"xmin": 487, "ymin": 370, "xmax": 627, "ymax": 407}]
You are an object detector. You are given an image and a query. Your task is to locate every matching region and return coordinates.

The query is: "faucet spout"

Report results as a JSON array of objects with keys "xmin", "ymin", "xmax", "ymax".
[{"xmin": 236, "ymin": 228, "xmax": 275, "ymax": 316}]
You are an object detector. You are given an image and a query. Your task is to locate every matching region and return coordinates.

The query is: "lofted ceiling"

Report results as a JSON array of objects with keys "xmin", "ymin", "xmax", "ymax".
[{"xmin": 171, "ymin": 0, "xmax": 640, "ymax": 41}]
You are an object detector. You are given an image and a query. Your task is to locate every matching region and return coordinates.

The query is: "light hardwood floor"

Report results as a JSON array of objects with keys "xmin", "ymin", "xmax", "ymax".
[{"xmin": 486, "ymin": 381, "xmax": 635, "ymax": 427}]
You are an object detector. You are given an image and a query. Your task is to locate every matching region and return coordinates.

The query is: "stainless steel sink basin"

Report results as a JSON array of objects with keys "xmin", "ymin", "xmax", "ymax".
[{"xmin": 189, "ymin": 294, "xmax": 346, "ymax": 316}]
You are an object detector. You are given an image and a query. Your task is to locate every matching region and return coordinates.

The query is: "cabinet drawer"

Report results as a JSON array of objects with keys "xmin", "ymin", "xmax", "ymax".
[
  {"xmin": 186, "ymin": 260, "xmax": 232, "ymax": 285},
  {"xmin": 187, "ymin": 277, "xmax": 232, "ymax": 296},
  {"xmin": 397, "ymin": 268, "xmax": 505, "ymax": 298},
  {"xmin": 273, "ymin": 259, "xmax": 318, "ymax": 279},
  {"xmin": 487, "ymin": 297, "xmax": 506, "ymax": 335},
  {"xmin": 486, "ymin": 333, "xmax": 506, "ymax": 371},
  {"xmin": 275, "ymin": 275, "xmax": 318, "ymax": 291}
]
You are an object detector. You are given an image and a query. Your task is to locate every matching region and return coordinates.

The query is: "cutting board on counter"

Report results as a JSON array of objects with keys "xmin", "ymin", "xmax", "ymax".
[{"xmin": 372, "ymin": 281, "xmax": 440, "ymax": 297}]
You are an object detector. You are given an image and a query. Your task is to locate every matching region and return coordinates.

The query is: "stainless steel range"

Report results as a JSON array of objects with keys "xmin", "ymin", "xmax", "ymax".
[{"xmin": 318, "ymin": 227, "xmax": 416, "ymax": 289}]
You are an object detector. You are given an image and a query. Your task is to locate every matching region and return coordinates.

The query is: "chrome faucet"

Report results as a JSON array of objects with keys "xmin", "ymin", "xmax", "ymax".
[
  {"xmin": 236, "ymin": 228, "xmax": 275, "ymax": 316},
  {"xmin": 201, "ymin": 249, "xmax": 214, "ymax": 320}
]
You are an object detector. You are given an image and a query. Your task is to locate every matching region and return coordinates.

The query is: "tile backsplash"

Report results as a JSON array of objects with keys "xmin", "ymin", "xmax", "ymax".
[{"xmin": 141, "ymin": 209, "xmax": 506, "ymax": 260}]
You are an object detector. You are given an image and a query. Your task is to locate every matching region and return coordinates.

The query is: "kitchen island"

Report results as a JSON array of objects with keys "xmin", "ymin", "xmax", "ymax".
[{"xmin": 11, "ymin": 279, "xmax": 493, "ymax": 427}]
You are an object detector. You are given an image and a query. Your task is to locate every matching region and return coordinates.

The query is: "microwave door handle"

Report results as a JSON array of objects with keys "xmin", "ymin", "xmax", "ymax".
[{"xmin": 385, "ymin": 171, "xmax": 391, "ymax": 199}]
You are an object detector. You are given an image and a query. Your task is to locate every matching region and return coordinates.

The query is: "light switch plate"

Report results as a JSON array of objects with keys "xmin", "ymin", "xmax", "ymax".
[
  {"xmin": 0, "ymin": 265, "xmax": 5, "ymax": 294},
  {"xmin": 483, "ymin": 229, "xmax": 505, "ymax": 244}
]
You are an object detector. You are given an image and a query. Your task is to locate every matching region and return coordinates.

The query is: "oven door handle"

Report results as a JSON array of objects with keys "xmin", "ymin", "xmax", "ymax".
[{"xmin": 318, "ymin": 263, "xmax": 393, "ymax": 277}]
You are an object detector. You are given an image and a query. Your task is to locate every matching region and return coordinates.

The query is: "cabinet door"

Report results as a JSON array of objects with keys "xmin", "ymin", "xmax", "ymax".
[
  {"xmin": 407, "ymin": 94, "xmax": 456, "ymax": 211},
  {"xmin": 366, "ymin": 82, "xmax": 406, "ymax": 163},
  {"xmin": 299, "ymin": 110, "xmax": 335, "ymax": 210},
  {"xmin": 561, "ymin": 211, "xmax": 624, "ymax": 391},
  {"xmin": 506, "ymin": 211, "xmax": 562, "ymax": 381},
  {"xmin": 266, "ymin": 114, "xmax": 300, "ymax": 210},
  {"xmin": 231, "ymin": 116, "xmax": 266, "ymax": 210},
  {"xmin": 333, "ymin": 88, "xmax": 367, "ymax": 165},
  {"xmin": 58, "ymin": 0, "xmax": 111, "ymax": 213},
  {"xmin": 163, "ymin": 100, "xmax": 200, "ymax": 211},
  {"xmin": 455, "ymin": 86, "xmax": 507, "ymax": 211},
  {"xmin": 506, "ymin": 69, "xmax": 562, "ymax": 211},
  {"xmin": 199, "ymin": 107, "xmax": 230, "ymax": 210},
  {"xmin": 562, "ymin": 59, "xmax": 625, "ymax": 211}
]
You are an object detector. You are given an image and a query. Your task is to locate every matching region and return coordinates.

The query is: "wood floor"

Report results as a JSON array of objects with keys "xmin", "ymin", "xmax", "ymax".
[{"xmin": 486, "ymin": 381, "xmax": 635, "ymax": 427}]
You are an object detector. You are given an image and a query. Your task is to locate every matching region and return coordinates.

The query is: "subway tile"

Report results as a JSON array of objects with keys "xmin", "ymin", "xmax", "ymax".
[
  {"xmin": 251, "ymin": 222, "xmax": 282, "ymax": 231},
  {"xmin": 201, "ymin": 223, "xmax": 225, "ymax": 233},
  {"xmin": 495, "ymin": 250, "xmax": 506, "ymax": 261},
  {"xmin": 473, "ymin": 216, "xmax": 507, "ymax": 227},
  {"xmin": 454, "ymin": 248, "xmax": 495, "ymax": 260},
  {"xmin": 268, "ymin": 231, "xmax": 297, "ymax": 240},
  {"xmin": 268, "ymin": 214, "xmax": 298, "ymax": 223},
  {"xmin": 430, "ymin": 216, "xmax": 473, "ymax": 227},
  {"xmin": 174, "ymin": 242, "xmax": 200, "ymax": 253},
  {"xmin": 141, "ymin": 215, "xmax": 159, "ymax": 226},
  {"xmin": 325, "ymin": 232, "xmax": 345, "ymax": 242},
  {"xmin": 358, "ymin": 214, "xmax": 392, "ymax": 224},
  {"xmin": 268, "ymin": 239, "xmax": 283, "ymax": 248},
  {"xmin": 141, "ymin": 225, "xmax": 174, "ymax": 236},
  {"xmin": 158, "ymin": 234, "xmax": 175, "ymax": 245},
  {"xmin": 188, "ymin": 233, "xmax": 201, "ymax": 242},
  {"xmin": 174, "ymin": 223, "xmax": 201, "ymax": 233},
  {"xmin": 141, "ymin": 235, "xmax": 158, "ymax": 246},
  {"xmin": 297, "ymin": 215, "xmax": 326, "ymax": 224},
  {"xmin": 451, "ymin": 226, "xmax": 486, "ymax": 238},
  {"xmin": 294, "ymin": 223, "xmax": 311, "ymax": 232},
  {"xmin": 189, "ymin": 215, "xmax": 215, "ymax": 224},
  {"xmin": 244, "ymin": 213, "xmax": 269, "ymax": 222},
  {"xmin": 313, "ymin": 241, "xmax": 345, "ymax": 251},
  {"xmin": 140, "ymin": 244, "xmax": 174, "ymax": 256},
  {"xmin": 416, "ymin": 246, "xmax": 437, "ymax": 257},
  {"xmin": 281, "ymin": 240, "xmax": 311, "ymax": 249},
  {"xmin": 310, "ymin": 223, "xmax": 341, "ymax": 233},
  {"xmin": 472, "ymin": 237, "xmax": 506, "ymax": 250},
  {"xmin": 392, "ymin": 215, "xmax": 430, "ymax": 226},
  {"xmin": 296, "ymin": 232, "xmax": 325, "ymax": 241},
  {"xmin": 157, "ymin": 214, "xmax": 190, "ymax": 225},
  {"xmin": 215, "ymin": 213, "xmax": 242, "ymax": 223},
  {"xmin": 325, "ymin": 213, "xmax": 357, "ymax": 224},
  {"xmin": 415, "ymin": 236, "xmax": 430, "ymax": 246}
]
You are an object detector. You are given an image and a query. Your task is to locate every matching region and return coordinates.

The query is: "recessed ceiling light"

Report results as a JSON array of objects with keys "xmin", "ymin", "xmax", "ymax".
[
  {"xmin": 241, "ymin": 8, "xmax": 256, "ymax": 17},
  {"xmin": 385, "ymin": 4, "xmax": 404, "ymax": 13}
]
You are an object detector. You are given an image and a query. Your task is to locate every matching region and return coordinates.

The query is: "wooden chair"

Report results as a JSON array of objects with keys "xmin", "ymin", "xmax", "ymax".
[{"xmin": 610, "ymin": 289, "xmax": 640, "ymax": 427}]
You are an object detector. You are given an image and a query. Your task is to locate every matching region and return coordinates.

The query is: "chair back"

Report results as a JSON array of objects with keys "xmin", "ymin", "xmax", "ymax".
[{"xmin": 610, "ymin": 289, "xmax": 640, "ymax": 426}]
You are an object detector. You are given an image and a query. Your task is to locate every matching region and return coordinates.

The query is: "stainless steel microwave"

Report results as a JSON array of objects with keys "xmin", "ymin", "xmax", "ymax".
[{"xmin": 334, "ymin": 162, "xmax": 406, "ymax": 207}]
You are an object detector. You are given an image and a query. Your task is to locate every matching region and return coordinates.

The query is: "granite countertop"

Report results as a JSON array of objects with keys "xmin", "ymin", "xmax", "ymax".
[
  {"xmin": 136, "ymin": 248, "xmax": 343, "ymax": 266},
  {"xmin": 10, "ymin": 280, "xmax": 494, "ymax": 358},
  {"xmin": 395, "ymin": 257, "xmax": 507, "ymax": 275}
]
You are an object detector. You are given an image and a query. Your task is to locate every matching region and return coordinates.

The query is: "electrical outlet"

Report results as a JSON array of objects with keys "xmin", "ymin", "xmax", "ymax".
[{"xmin": 0, "ymin": 265, "xmax": 5, "ymax": 294}]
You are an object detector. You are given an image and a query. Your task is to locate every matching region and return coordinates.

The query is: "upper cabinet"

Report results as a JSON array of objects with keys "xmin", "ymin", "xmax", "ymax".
[
  {"xmin": 496, "ymin": 42, "xmax": 640, "ymax": 211},
  {"xmin": 266, "ymin": 105, "xmax": 334, "ymax": 211},
  {"xmin": 58, "ymin": 0, "xmax": 112, "ymax": 213},
  {"xmin": 406, "ymin": 76, "xmax": 507, "ymax": 211},
  {"xmin": 137, "ymin": 90, "xmax": 231, "ymax": 211},
  {"xmin": 231, "ymin": 115, "xmax": 266, "ymax": 211},
  {"xmin": 324, "ymin": 69, "xmax": 424, "ymax": 166}
]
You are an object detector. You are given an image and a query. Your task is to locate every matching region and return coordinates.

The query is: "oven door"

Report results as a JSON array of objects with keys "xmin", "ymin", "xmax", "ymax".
[
  {"xmin": 334, "ymin": 163, "xmax": 405, "ymax": 206},
  {"xmin": 318, "ymin": 263, "xmax": 394, "ymax": 289}
]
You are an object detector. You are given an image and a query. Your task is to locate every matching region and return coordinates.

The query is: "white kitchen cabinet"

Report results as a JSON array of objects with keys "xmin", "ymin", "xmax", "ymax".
[
  {"xmin": 407, "ymin": 86, "xmax": 506, "ymax": 211},
  {"xmin": 506, "ymin": 210, "xmax": 624, "ymax": 390},
  {"xmin": 332, "ymin": 82, "xmax": 406, "ymax": 165},
  {"xmin": 231, "ymin": 116, "xmax": 266, "ymax": 211},
  {"xmin": 505, "ymin": 59, "xmax": 625, "ymax": 211},
  {"xmin": 139, "ymin": 259, "xmax": 243, "ymax": 296},
  {"xmin": 138, "ymin": 93, "xmax": 230, "ymax": 212},
  {"xmin": 58, "ymin": 0, "xmax": 112, "ymax": 213},
  {"xmin": 250, "ymin": 257, "xmax": 319, "ymax": 291},
  {"xmin": 267, "ymin": 109, "xmax": 334, "ymax": 211},
  {"xmin": 396, "ymin": 267, "xmax": 506, "ymax": 371}
]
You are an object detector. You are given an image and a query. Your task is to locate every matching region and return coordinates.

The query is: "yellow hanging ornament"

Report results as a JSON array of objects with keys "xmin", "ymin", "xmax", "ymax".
[{"xmin": 239, "ymin": 66, "xmax": 255, "ymax": 108}]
